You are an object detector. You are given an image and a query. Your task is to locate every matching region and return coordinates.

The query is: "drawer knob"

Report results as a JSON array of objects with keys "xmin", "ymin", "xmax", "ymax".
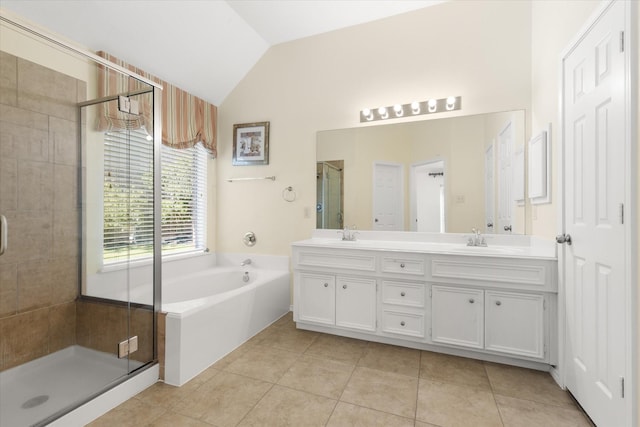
[
  {"xmin": 324, "ymin": 283, "xmax": 328, "ymax": 288},
  {"xmin": 343, "ymin": 284, "xmax": 347, "ymax": 289},
  {"xmin": 400, "ymin": 263, "xmax": 405, "ymax": 268},
  {"xmin": 469, "ymin": 298, "xmax": 475, "ymax": 304},
  {"xmin": 495, "ymin": 301, "xmax": 502, "ymax": 306},
  {"xmin": 400, "ymin": 292, "xmax": 406, "ymax": 297},
  {"xmin": 400, "ymin": 321, "xmax": 406, "ymax": 326}
]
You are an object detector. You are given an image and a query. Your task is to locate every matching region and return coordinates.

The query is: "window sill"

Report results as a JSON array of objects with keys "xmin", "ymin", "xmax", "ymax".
[{"xmin": 100, "ymin": 249, "xmax": 209, "ymax": 273}]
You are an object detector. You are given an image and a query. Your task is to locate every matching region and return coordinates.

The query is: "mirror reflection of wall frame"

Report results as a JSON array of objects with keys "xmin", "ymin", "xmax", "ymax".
[{"xmin": 528, "ymin": 127, "xmax": 551, "ymax": 205}]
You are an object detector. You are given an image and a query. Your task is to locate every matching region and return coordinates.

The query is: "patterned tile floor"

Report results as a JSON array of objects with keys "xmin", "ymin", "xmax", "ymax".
[{"xmin": 90, "ymin": 312, "xmax": 593, "ymax": 427}]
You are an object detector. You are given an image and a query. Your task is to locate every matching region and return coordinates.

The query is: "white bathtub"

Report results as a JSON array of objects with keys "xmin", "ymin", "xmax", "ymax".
[{"xmin": 162, "ymin": 254, "xmax": 290, "ymax": 386}]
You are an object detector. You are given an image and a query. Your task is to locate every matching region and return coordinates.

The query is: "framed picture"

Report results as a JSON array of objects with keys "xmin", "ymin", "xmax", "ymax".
[{"xmin": 232, "ymin": 121, "xmax": 270, "ymax": 166}]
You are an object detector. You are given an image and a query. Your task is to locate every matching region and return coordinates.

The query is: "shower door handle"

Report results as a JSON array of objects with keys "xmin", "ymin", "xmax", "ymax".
[{"xmin": 0, "ymin": 215, "xmax": 7, "ymax": 256}]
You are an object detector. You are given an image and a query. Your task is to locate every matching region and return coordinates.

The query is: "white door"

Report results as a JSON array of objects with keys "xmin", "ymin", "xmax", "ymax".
[
  {"xmin": 484, "ymin": 144, "xmax": 495, "ymax": 233},
  {"xmin": 373, "ymin": 162, "xmax": 404, "ymax": 230},
  {"xmin": 562, "ymin": 2, "xmax": 627, "ymax": 426},
  {"xmin": 497, "ymin": 121, "xmax": 513, "ymax": 234},
  {"xmin": 431, "ymin": 285, "xmax": 484, "ymax": 349},
  {"xmin": 484, "ymin": 291, "xmax": 544, "ymax": 360},
  {"xmin": 297, "ymin": 273, "xmax": 335, "ymax": 326},
  {"xmin": 411, "ymin": 161, "xmax": 444, "ymax": 232},
  {"xmin": 335, "ymin": 276, "xmax": 376, "ymax": 332}
]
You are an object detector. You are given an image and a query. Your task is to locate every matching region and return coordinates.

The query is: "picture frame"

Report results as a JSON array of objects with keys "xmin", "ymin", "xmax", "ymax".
[{"xmin": 232, "ymin": 121, "xmax": 270, "ymax": 166}]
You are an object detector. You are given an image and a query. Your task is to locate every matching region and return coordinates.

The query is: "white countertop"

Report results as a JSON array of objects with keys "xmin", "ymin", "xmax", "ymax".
[{"xmin": 292, "ymin": 230, "xmax": 557, "ymax": 260}]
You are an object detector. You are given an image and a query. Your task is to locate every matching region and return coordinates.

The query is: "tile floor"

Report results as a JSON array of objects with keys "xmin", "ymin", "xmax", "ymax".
[{"xmin": 90, "ymin": 312, "xmax": 593, "ymax": 427}]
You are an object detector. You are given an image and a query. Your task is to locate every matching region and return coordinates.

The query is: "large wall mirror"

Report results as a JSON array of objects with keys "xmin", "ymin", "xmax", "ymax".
[{"xmin": 316, "ymin": 110, "xmax": 526, "ymax": 234}]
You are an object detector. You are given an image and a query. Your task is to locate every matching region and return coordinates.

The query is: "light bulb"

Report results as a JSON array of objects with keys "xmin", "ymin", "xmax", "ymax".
[
  {"xmin": 393, "ymin": 104, "xmax": 404, "ymax": 117},
  {"xmin": 411, "ymin": 101, "xmax": 420, "ymax": 114},
  {"xmin": 446, "ymin": 96, "xmax": 456, "ymax": 110},
  {"xmin": 378, "ymin": 106, "xmax": 388, "ymax": 119},
  {"xmin": 362, "ymin": 108, "xmax": 373, "ymax": 121},
  {"xmin": 428, "ymin": 98, "xmax": 437, "ymax": 112}
]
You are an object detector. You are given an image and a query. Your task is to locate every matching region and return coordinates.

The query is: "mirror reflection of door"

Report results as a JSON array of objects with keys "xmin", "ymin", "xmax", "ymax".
[
  {"xmin": 410, "ymin": 160, "xmax": 445, "ymax": 232},
  {"xmin": 484, "ymin": 143, "xmax": 495, "ymax": 233},
  {"xmin": 497, "ymin": 120, "xmax": 514, "ymax": 234},
  {"xmin": 316, "ymin": 161, "xmax": 343, "ymax": 229},
  {"xmin": 372, "ymin": 162, "xmax": 404, "ymax": 231}
]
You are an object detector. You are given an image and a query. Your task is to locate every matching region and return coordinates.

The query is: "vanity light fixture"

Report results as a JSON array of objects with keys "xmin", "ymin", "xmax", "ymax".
[
  {"xmin": 427, "ymin": 98, "xmax": 437, "ymax": 112},
  {"xmin": 446, "ymin": 96, "xmax": 457, "ymax": 111},
  {"xmin": 360, "ymin": 96, "xmax": 462, "ymax": 122}
]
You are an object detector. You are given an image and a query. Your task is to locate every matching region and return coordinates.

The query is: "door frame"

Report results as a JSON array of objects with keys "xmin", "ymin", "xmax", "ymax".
[{"xmin": 555, "ymin": 1, "xmax": 637, "ymax": 425}]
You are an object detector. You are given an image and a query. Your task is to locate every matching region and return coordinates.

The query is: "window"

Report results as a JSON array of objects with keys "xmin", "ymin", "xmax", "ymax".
[{"xmin": 103, "ymin": 129, "xmax": 207, "ymax": 264}]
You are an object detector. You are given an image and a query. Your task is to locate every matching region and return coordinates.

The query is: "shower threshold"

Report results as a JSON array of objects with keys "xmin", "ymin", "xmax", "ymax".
[{"xmin": 0, "ymin": 345, "xmax": 145, "ymax": 427}]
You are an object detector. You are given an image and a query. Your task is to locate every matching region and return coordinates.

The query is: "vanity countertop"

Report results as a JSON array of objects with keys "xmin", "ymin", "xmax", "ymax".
[{"xmin": 293, "ymin": 231, "xmax": 557, "ymax": 260}]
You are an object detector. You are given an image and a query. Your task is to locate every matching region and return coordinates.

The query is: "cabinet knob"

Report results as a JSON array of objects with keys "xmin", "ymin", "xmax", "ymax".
[
  {"xmin": 324, "ymin": 283, "xmax": 328, "ymax": 288},
  {"xmin": 400, "ymin": 263, "xmax": 405, "ymax": 268},
  {"xmin": 400, "ymin": 292, "xmax": 406, "ymax": 297},
  {"xmin": 495, "ymin": 300, "xmax": 502, "ymax": 306},
  {"xmin": 469, "ymin": 298, "xmax": 475, "ymax": 304},
  {"xmin": 400, "ymin": 321, "xmax": 406, "ymax": 326},
  {"xmin": 343, "ymin": 284, "xmax": 347, "ymax": 289}
]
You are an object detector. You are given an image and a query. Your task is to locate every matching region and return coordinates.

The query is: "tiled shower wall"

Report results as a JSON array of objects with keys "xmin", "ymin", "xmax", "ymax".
[{"xmin": 0, "ymin": 51, "xmax": 85, "ymax": 371}]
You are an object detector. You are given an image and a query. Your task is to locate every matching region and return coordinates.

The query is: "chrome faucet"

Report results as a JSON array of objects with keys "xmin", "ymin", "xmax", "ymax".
[
  {"xmin": 240, "ymin": 258, "xmax": 252, "ymax": 266},
  {"xmin": 467, "ymin": 228, "xmax": 487, "ymax": 247},
  {"xmin": 338, "ymin": 225, "xmax": 359, "ymax": 241}
]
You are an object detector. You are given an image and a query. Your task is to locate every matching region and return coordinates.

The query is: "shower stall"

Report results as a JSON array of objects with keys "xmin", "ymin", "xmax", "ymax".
[{"xmin": 0, "ymin": 14, "xmax": 160, "ymax": 426}]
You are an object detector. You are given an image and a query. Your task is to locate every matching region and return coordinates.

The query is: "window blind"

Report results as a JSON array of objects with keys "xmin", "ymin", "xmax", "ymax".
[{"xmin": 103, "ymin": 129, "xmax": 207, "ymax": 264}]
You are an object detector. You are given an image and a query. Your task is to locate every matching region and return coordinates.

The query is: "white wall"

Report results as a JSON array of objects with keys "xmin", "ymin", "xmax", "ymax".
[
  {"xmin": 216, "ymin": 0, "xmax": 533, "ymax": 256},
  {"xmin": 530, "ymin": 0, "xmax": 600, "ymax": 237}
]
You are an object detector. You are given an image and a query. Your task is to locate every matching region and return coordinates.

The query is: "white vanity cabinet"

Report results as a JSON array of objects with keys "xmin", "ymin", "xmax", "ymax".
[
  {"xmin": 296, "ymin": 272, "xmax": 377, "ymax": 331},
  {"xmin": 292, "ymin": 235, "xmax": 557, "ymax": 369}
]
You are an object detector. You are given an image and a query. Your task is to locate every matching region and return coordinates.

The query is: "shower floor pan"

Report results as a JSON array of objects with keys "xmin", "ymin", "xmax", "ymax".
[{"xmin": 0, "ymin": 345, "xmax": 143, "ymax": 427}]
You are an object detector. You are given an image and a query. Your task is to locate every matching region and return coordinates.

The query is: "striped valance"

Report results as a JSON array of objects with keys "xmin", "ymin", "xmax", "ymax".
[{"xmin": 96, "ymin": 51, "xmax": 217, "ymax": 157}]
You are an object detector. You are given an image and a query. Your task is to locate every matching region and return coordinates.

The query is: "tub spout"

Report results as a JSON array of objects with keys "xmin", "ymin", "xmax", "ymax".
[{"xmin": 240, "ymin": 258, "xmax": 252, "ymax": 266}]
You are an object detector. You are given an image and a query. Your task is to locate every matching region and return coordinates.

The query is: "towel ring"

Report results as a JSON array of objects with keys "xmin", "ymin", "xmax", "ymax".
[{"xmin": 282, "ymin": 186, "xmax": 296, "ymax": 202}]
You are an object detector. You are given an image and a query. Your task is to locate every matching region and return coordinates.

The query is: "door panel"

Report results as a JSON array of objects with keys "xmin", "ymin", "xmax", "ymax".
[
  {"xmin": 562, "ymin": 2, "xmax": 626, "ymax": 425},
  {"xmin": 373, "ymin": 162, "xmax": 404, "ymax": 230}
]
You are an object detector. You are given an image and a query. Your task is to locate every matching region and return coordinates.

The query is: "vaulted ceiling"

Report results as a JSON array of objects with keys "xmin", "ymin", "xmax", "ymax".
[{"xmin": 1, "ymin": 1, "xmax": 445, "ymax": 105}]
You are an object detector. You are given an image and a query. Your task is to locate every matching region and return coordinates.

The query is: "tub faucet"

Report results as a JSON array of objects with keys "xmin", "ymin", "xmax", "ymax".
[{"xmin": 240, "ymin": 258, "xmax": 252, "ymax": 266}]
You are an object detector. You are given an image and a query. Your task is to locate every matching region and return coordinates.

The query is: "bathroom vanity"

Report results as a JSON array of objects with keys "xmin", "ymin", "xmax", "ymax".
[{"xmin": 292, "ymin": 230, "xmax": 558, "ymax": 369}]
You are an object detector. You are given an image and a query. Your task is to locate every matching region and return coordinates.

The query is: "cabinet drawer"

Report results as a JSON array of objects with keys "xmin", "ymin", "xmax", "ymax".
[
  {"xmin": 381, "ymin": 310, "xmax": 425, "ymax": 338},
  {"xmin": 297, "ymin": 250, "xmax": 376, "ymax": 272},
  {"xmin": 381, "ymin": 256, "xmax": 425, "ymax": 275},
  {"xmin": 381, "ymin": 281, "xmax": 425, "ymax": 307}
]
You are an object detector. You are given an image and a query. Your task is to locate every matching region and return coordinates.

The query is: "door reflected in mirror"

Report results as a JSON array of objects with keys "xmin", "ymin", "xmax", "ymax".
[
  {"xmin": 316, "ymin": 161, "xmax": 344, "ymax": 229},
  {"xmin": 316, "ymin": 110, "xmax": 527, "ymax": 234}
]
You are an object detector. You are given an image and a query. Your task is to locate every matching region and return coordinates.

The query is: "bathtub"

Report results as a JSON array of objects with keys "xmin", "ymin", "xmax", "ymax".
[{"xmin": 162, "ymin": 254, "xmax": 290, "ymax": 386}]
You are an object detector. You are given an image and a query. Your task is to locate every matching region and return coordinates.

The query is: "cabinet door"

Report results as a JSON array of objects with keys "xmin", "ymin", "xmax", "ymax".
[
  {"xmin": 336, "ymin": 276, "xmax": 376, "ymax": 332},
  {"xmin": 485, "ymin": 291, "xmax": 545, "ymax": 359},
  {"xmin": 431, "ymin": 285, "xmax": 484, "ymax": 349},
  {"xmin": 298, "ymin": 273, "xmax": 335, "ymax": 325}
]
